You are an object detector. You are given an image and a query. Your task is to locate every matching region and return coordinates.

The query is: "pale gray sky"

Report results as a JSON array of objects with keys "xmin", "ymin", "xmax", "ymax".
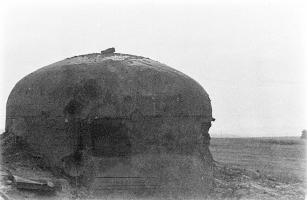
[{"xmin": 1, "ymin": 0, "xmax": 306, "ymax": 137}]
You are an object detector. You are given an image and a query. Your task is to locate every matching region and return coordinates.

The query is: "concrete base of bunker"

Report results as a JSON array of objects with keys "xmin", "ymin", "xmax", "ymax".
[
  {"xmin": 59, "ymin": 117, "xmax": 214, "ymax": 197},
  {"xmin": 62, "ymin": 151, "xmax": 214, "ymax": 197},
  {"xmin": 90, "ymin": 153, "xmax": 213, "ymax": 198}
]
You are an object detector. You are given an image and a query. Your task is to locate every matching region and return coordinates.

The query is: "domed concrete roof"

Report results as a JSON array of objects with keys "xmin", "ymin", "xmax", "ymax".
[{"xmin": 7, "ymin": 52, "xmax": 212, "ymax": 120}]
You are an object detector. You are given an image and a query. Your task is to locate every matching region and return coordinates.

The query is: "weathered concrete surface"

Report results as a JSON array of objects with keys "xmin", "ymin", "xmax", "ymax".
[{"xmin": 4, "ymin": 51, "xmax": 214, "ymax": 196}]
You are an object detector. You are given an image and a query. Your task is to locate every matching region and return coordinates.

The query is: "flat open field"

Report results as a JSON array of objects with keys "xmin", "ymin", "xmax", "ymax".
[{"xmin": 210, "ymin": 137, "xmax": 306, "ymax": 183}]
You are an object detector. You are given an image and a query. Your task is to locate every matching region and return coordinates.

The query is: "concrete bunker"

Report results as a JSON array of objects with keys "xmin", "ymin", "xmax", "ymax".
[{"xmin": 4, "ymin": 50, "xmax": 215, "ymax": 197}]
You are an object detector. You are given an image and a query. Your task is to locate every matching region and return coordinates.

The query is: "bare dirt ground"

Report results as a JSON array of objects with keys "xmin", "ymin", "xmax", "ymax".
[{"xmin": 209, "ymin": 137, "xmax": 306, "ymax": 199}]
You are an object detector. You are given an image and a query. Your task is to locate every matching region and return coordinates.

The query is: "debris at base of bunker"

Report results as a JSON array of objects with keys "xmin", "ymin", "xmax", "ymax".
[
  {"xmin": 1, "ymin": 169, "xmax": 60, "ymax": 193},
  {"xmin": 13, "ymin": 175, "xmax": 59, "ymax": 192}
]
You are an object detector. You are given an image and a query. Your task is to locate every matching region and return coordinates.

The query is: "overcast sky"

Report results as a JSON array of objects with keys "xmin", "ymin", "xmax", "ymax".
[{"xmin": 0, "ymin": 0, "xmax": 306, "ymax": 137}]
